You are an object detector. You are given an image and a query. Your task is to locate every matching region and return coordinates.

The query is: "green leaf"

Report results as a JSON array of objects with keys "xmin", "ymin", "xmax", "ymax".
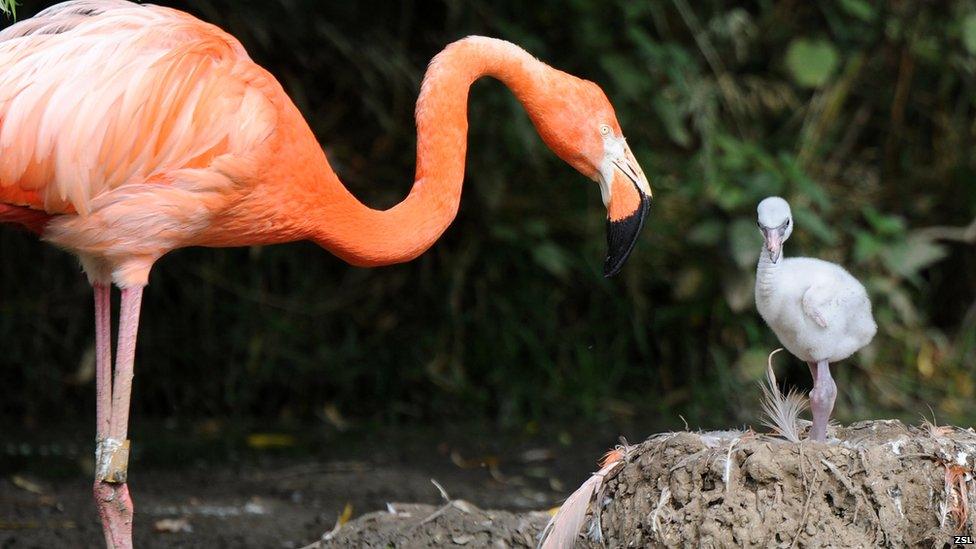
[
  {"xmin": 532, "ymin": 242, "xmax": 571, "ymax": 278},
  {"xmin": 723, "ymin": 272, "xmax": 755, "ymax": 313},
  {"xmin": 785, "ymin": 39, "xmax": 840, "ymax": 88},
  {"xmin": 522, "ymin": 219, "xmax": 549, "ymax": 238},
  {"xmin": 792, "ymin": 208, "xmax": 837, "ymax": 245},
  {"xmin": 962, "ymin": 14, "xmax": 976, "ymax": 55},
  {"xmin": 713, "ymin": 182, "xmax": 749, "ymax": 211},
  {"xmin": 853, "ymin": 230, "xmax": 884, "ymax": 263},
  {"xmin": 688, "ymin": 219, "xmax": 725, "ymax": 246},
  {"xmin": 882, "ymin": 235, "xmax": 949, "ymax": 279},
  {"xmin": 0, "ymin": 0, "xmax": 16, "ymax": 19},
  {"xmin": 744, "ymin": 171, "xmax": 783, "ymax": 198},
  {"xmin": 779, "ymin": 154, "xmax": 829, "ymax": 210},
  {"xmin": 673, "ymin": 267, "xmax": 704, "ymax": 299},
  {"xmin": 872, "ymin": 277, "xmax": 921, "ymax": 325},
  {"xmin": 735, "ymin": 348, "xmax": 773, "ymax": 382},
  {"xmin": 911, "ymin": 35, "xmax": 940, "ymax": 64},
  {"xmin": 838, "ymin": 0, "xmax": 875, "ymax": 22},
  {"xmin": 729, "ymin": 219, "xmax": 761, "ymax": 269},
  {"xmin": 862, "ymin": 207, "xmax": 906, "ymax": 236},
  {"xmin": 652, "ymin": 96, "xmax": 692, "ymax": 147},
  {"xmin": 489, "ymin": 225, "xmax": 520, "ymax": 242},
  {"xmin": 715, "ymin": 134, "xmax": 750, "ymax": 171},
  {"xmin": 599, "ymin": 54, "xmax": 646, "ymax": 99}
]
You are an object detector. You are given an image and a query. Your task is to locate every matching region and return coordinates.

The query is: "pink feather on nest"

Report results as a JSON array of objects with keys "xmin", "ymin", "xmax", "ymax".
[{"xmin": 538, "ymin": 449, "xmax": 626, "ymax": 548}]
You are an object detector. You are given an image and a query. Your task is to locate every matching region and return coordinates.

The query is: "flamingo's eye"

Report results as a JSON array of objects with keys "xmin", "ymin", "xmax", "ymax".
[{"xmin": 599, "ymin": 124, "xmax": 612, "ymax": 136}]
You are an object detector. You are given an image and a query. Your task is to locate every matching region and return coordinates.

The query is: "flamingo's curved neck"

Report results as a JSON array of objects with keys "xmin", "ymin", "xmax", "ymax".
[
  {"xmin": 756, "ymin": 250, "xmax": 781, "ymax": 300},
  {"xmin": 307, "ymin": 37, "xmax": 545, "ymax": 266}
]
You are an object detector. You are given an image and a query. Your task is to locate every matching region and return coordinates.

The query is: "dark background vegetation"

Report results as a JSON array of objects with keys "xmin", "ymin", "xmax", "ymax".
[{"xmin": 2, "ymin": 0, "xmax": 975, "ymax": 439}]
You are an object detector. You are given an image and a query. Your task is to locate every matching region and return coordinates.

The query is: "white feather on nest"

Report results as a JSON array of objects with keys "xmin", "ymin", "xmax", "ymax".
[{"xmin": 759, "ymin": 348, "xmax": 808, "ymax": 443}]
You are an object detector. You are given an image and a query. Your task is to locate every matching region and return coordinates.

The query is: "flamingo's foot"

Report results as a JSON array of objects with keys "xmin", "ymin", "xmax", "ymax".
[
  {"xmin": 94, "ymin": 480, "xmax": 134, "ymax": 549},
  {"xmin": 94, "ymin": 438, "xmax": 133, "ymax": 547}
]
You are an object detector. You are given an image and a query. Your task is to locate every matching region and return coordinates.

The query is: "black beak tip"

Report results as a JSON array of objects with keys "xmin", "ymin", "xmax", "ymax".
[
  {"xmin": 603, "ymin": 250, "xmax": 629, "ymax": 277},
  {"xmin": 603, "ymin": 193, "xmax": 650, "ymax": 277}
]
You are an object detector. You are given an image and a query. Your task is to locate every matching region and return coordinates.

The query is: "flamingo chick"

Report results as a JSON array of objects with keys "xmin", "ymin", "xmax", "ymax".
[
  {"xmin": 0, "ymin": 1, "xmax": 652, "ymax": 546},
  {"xmin": 754, "ymin": 197, "xmax": 876, "ymax": 442}
]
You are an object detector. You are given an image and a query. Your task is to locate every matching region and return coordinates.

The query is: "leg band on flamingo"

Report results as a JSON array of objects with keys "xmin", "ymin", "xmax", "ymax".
[{"xmin": 95, "ymin": 437, "xmax": 131, "ymax": 483}]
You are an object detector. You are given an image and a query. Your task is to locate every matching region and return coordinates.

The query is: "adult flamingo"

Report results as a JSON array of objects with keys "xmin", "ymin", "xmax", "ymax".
[{"xmin": 0, "ymin": 1, "xmax": 652, "ymax": 546}]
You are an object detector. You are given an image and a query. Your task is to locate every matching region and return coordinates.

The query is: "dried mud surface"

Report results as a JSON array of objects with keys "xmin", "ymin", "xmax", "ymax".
[
  {"xmin": 593, "ymin": 420, "xmax": 976, "ymax": 548},
  {"xmin": 313, "ymin": 502, "xmax": 549, "ymax": 548}
]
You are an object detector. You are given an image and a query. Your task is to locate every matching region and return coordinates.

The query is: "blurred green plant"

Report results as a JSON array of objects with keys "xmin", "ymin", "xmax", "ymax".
[
  {"xmin": 0, "ymin": 0, "xmax": 973, "ymax": 431},
  {"xmin": 786, "ymin": 39, "xmax": 840, "ymax": 88},
  {"xmin": 0, "ymin": 0, "xmax": 16, "ymax": 18}
]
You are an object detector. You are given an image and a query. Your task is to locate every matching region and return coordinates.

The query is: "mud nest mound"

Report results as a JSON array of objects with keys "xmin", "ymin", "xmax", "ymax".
[
  {"xmin": 587, "ymin": 420, "xmax": 976, "ymax": 548},
  {"xmin": 305, "ymin": 420, "xmax": 976, "ymax": 548}
]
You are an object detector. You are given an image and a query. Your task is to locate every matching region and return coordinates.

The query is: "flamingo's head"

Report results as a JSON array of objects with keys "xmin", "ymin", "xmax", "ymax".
[
  {"xmin": 757, "ymin": 196, "xmax": 793, "ymax": 264},
  {"xmin": 527, "ymin": 76, "xmax": 652, "ymax": 277}
]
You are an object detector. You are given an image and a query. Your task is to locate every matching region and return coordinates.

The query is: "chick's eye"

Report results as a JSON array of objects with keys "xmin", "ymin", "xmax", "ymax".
[{"xmin": 599, "ymin": 124, "xmax": 612, "ymax": 136}]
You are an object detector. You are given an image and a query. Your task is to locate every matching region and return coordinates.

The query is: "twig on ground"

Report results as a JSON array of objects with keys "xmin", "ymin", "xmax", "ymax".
[
  {"xmin": 791, "ymin": 465, "xmax": 819, "ymax": 549},
  {"xmin": 650, "ymin": 487, "xmax": 672, "ymax": 537},
  {"xmin": 431, "ymin": 478, "xmax": 450, "ymax": 503},
  {"xmin": 723, "ymin": 437, "xmax": 741, "ymax": 492},
  {"xmin": 820, "ymin": 458, "xmax": 857, "ymax": 496}
]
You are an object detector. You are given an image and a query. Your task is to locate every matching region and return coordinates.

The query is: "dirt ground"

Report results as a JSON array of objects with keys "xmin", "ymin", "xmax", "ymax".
[
  {"xmin": 4, "ymin": 420, "xmax": 976, "ymax": 548},
  {"xmin": 316, "ymin": 503, "xmax": 550, "ymax": 548},
  {"xmin": 1, "ymin": 462, "xmax": 552, "ymax": 549},
  {"xmin": 0, "ymin": 421, "xmax": 625, "ymax": 548}
]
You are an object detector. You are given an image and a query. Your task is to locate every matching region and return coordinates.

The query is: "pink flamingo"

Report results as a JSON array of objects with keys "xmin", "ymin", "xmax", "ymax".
[{"xmin": 0, "ymin": 1, "xmax": 652, "ymax": 546}]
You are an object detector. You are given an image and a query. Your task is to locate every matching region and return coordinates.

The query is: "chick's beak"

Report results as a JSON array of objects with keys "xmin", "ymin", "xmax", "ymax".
[
  {"xmin": 603, "ymin": 144, "xmax": 651, "ymax": 277},
  {"xmin": 762, "ymin": 228, "xmax": 782, "ymax": 263}
]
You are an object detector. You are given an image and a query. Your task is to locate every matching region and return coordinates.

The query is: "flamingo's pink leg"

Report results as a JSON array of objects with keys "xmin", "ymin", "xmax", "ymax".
[
  {"xmin": 109, "ymin": 287, "xmax": 142, "ymax": 441},
  {"xmin": 94, "ymin": 286, "xmax": 143, "ymax": 549},
  {"xmin": 93, "ymin": 283, "xmax": 114, "ymax": 548},
  {"xmin": 94, "ymin": 284, "xmax": 112, "ymax": 439}
]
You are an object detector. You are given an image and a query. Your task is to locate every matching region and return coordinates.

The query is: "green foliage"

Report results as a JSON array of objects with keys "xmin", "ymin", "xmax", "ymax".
[
  {"xmin": 0, "ymin": 0, "xmax": 16, "ymax": 19},
  {"xmin": 786, "ymin": 39, "xmax": 840, "ymax": 88},
  {"xmin": 1, "ymin": 0, "xmax": 974, "ymax": 430},
  {"xmin": 838, "ymin": 0, "xmax": 876, "ymax": 23},
  {"xmin": 963, "ymin": 14, "xmax": 976, "ymax": 55}
]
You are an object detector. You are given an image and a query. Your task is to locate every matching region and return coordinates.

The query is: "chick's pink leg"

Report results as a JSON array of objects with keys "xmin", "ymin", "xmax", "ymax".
[{"xmin": 808, "ymin": 360, "xmax": 836, "ymax": 442}]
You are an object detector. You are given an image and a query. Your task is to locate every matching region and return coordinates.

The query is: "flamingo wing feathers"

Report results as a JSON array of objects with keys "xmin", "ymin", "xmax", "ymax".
[{"xmin": 0, "ymin": 0, "xmax": 277, "ymax": 216}]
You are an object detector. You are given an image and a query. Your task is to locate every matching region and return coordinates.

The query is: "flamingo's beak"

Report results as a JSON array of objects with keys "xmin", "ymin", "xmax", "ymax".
[
  {"xmin": 602, "ymin": 143, "xmax": 651, "ymax": 277},
  {"xmin": 761, "ymin": 227, "xmax": 782, "ymax": 263}
]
